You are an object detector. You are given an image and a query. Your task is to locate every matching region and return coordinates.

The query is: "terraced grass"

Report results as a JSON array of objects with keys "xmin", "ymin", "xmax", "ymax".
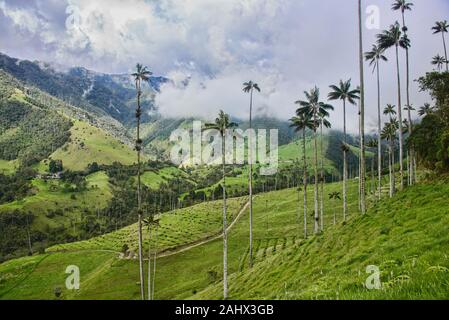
[
  {"xmin": 194, "ymin": 178, "xmax": 449, "ymax": 300},
  {"xmin": 47, "ymin": 196, "xmax": 248, "ymax": 254},
  {"xmin": 0, "ymin": 171, "xmax": 112, "ymax": 233},
  {"xmin": 38, "ymin": 120, "xmax": 136, "ymax": 172}
]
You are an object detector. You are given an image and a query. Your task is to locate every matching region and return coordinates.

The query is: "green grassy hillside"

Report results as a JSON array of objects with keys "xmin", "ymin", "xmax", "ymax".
[
  {"xmin": 1, "ymin": 176, "xmax": 448, "ymax": 300},
  {"xmin": 0, "ymin": 171, "xmax": 112, "ymax": 233},
  {"xmin": 37, "ymin": 120, "xmax": 136, "ymax": 172},
  {"xmin": 195, "ymin": 178, "xmax": 449, "ymax": 300}
]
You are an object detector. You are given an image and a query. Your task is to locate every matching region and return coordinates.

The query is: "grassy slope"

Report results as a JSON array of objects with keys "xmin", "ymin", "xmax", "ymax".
[
  {"xmin": 1, "ymin": 177, "xmax": 448, "ymax": 300},
  {"xmin": 141, "ymin": 167, "xmax": 195, "ymax": 189},
  {"xmin": 0, "ymin": 171, "xmax": 112, "ymax": 233},
  {"xmin": 195, "ymin": 178, "xmax": 449, "ymax": 300},
  {"xmin": 38, "ymin": 120, "xmax": 136, "ymax": 172},
  {"xmin": 0, "ymin": 196, "xmax": 249, "ymax": 300}
]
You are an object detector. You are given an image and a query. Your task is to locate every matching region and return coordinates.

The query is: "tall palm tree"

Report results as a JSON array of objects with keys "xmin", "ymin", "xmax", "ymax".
[
  {"xmin": 358, "ymin": 0, "xmax": 367, "ymax": 215},
  {"xmin": 418, "ymin": 103, "xmax": 434, "ymax": 117},
  {"xmin": 290, "ymin": 113, "xmax": 315, "ymax": 238},
  {"xmin": 378, "ymin": 22, "xmax": 408, "ymax": 190},
  {"xmin": 328, "ymin": 80, "xmax": 359, "ymax": 220},
  {"xmin": 382, "ymin": 119, "xmax": 399, "ymax": 197},
  {"xmin": 132, "ymin": 63, "xmax": 152, "ymax": 300},
  {"xmin": 432, "ymin": 21, "xmax": 449, "ymax": 72},
  {"xmin": 205, "ymin": 110, "xmax": 237, "ymax": 300},
  {"xmin": 296, "ymin": 87, "xmax": 333, "ymax": 233},
  {"xmin": 392, "ymin": 1, "xmax": 414, "ymax": 185},
  {"xmin": 365, "ymin": 45, "xmax": 387, "ymax": 199},
  {"xmin": 432, "ymin": 54, "xmax": 447, "ymax": 72},
  {"xmin": 242, "ymin": 81, "xmax": 260, "ymax": 268}
]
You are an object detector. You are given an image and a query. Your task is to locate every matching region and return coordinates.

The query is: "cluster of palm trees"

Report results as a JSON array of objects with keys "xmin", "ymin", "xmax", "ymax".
[
  {"xmin": 291, "ymin": 87, "xmax": 334, "ymax": 235},
  {"xmin": 128, "ymin": 1, "xmax": 447, "ymax": 301}
]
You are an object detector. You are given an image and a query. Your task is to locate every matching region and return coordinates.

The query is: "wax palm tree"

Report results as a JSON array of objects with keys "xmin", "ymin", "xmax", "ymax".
[
  {"xmin": 132, "ymin": 63, "xmax": 152, "ymax": 300},
  {"xmin": 358, "ymin": 0, "xmax": 367, "ymax": 215},
  {"xmin": 432, "ymin": 21, "xmax": 449, "ymax": 72},
  {"xmin": 328, "ymin": 191, "xmax": 341, "ymax": 225},
  {"xmin": 418, "ymin": 103, "xmax": 434, "ymax": 117},
  {"xmin": 242, "ymin": 81, "xmax": 260, "ymax": 268},
  {"xmin": 204, "ymin": 110, "xmax": 237, "ymax": 300},
  {"xmin": 378, "ymin": 22, "xmax": 409, "ymax": 190},
  {"xmin": 365, "ymin": 45, "xmax": 387, "ymax": 199},
  {"xmin": 143, "ymin": 214, "xmax": 159, "ymax": 300},
  {"xmin": 328, "ymin": 80, "xmax": 359, "ymax": 220},
  {"xmin": 296, "ymin": 87, "xmax": 333, "ymax": 233},
  {"xmin": 392, "ymin": 1, "xmax": 415, "ymax": 185},
  {"xmin": 290, "ymin": 113, "xmax": 315, "ymax": 238},
  {"xmin": 432, "ymin": 54, "xmax": 447, "ymax": 72},
  {"xmin": 382, "ymin": 119, "xmax": 399, "ymax": 197}
]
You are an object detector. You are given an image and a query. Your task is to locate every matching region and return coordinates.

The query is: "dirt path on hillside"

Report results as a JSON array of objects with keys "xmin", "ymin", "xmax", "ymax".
[{"xmin": 153, "ymin": 197, "xmax": 253, "ymax": 259}]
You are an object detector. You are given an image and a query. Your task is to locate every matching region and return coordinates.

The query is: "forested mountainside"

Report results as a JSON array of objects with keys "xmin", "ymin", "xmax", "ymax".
[{"xmin": 0, "ymin": 52, "xmax": 168, "ymax": 124}]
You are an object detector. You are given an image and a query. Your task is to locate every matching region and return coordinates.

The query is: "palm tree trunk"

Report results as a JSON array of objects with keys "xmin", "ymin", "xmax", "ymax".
[
  {"xmin": 320, "ymin": 121, "xmax": 324, "ymax": 231},
  {"xmin": 302, "ymin": 128, "xmax": 308, "ymax": 239},
  {"xmin": 376, "ymin": 63, "xmax": 382, "ymax": 199},
  {"xmin": 442, "ymin": 32, "xmax": 449, "ymax": 72},
  {"xmin": 392, "ymin": 142, "xmax": 396, "ymax": 196},
  {"xmin": 152, "ymin": 227, "xmax": 158, "ymax": 300},
  {"xmin": 402, "ymin": 12, "xmax": 414, "ymax": 186},
  {"xmin": 371, "ymin": 156, "xmax": 375, "ymax": 194},
  {"xmin": 313, "ymin": 114, "xmax": 319, "ymax": 234},
  {"xmin": 136, "ymin": 80, "xmax": 145, "ymax": 301},
  {"xmin": 343, "ymin": 99, "xmax": 348, "ymax": 221},
  {"xmin": 248, "ymin": 89, "xmax": 254, "ymax": 268},
  {"xmin": 358, "ymin": 0, "xmax": 367, "ymax": 215},
  {"xmin": 389, "ymin": 143, "xmax": 393, "ymax": 198},
  {"xmin": 147, "ymin": 227, "xmax": 152, "ymax": 300},
  {"xmin": 395, "ymin": 44, "xmax": 404, "ymax": 191},
  {"xmin": 222, "ymin": 134, "xmax": 228, "ymax": 300},
  {"xmin": 358, "ymin": 102, "xmax": 362, "ymax": 211}
]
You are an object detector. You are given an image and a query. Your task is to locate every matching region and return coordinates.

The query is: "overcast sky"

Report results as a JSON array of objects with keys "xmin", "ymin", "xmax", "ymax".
[{"xmin": 0, "ymin": 0, "xmax": 448, "ymax": 133}]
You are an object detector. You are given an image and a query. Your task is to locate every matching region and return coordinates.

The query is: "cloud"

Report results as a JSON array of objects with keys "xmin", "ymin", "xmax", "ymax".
[{"xmin": 1, "ymin": 0, "xmax": 448, "ymax": 133}]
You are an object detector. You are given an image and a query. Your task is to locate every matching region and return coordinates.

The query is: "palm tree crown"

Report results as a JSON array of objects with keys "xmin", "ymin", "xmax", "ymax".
[
  {"xmin": 328, "ymin": 79, "xmax": 360, "ymax": 105},
  {"xmin": 243, "ymin": 81, "xmax": 261, "ymax": 93},
  {"xmin": 432, "ymin": 20, "xmax": 449, "ymax": 34},
  {"xmin": 296, "ymin": 87, "xmax": 334, "ymax": 129},
  {"xmin": 382, "ymin": 119, "xmax": 400, "ymax": 141},
  {"xmin": 205, "ymin": 110, "xmax": 238, "ymax": 135},
  {"xmin": 418, "ymin": 103, "xmax": 434, "ymax": 117},
  {"xmin": 365, "ymin": 45, "xmax": 388, "ymax": 72},
  {"xmin": 377, "ymin": 22, "xmax": 409, "ymax": 50},
  {"xmin": 432, "ymin": 54, "xmax": 447, "ymax": 71},
  {"xmin": 384, "ymin": 104, "xmax": 397, "ymax": 118},
  {"xmin": 290, "ymin": 113, "xmax": 314, "ymax": 133},
  {"xmin": 392, "ymin": 0, "xmax": 413, "ymax": 12},
  {"xmin": 132, "ymin": 64, "xmax": 152, "ymax": 84}
]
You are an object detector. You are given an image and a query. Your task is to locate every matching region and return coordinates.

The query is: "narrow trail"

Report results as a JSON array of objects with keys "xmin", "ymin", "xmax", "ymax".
[{"xmin": 155, "ymin": 197, "xmax": 254, "ymax": 259}]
